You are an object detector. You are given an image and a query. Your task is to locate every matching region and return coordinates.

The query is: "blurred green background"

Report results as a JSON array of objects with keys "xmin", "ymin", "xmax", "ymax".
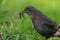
[{"xmin": 0, "ymin": 0, "xmax": 60, "ymax": 40}]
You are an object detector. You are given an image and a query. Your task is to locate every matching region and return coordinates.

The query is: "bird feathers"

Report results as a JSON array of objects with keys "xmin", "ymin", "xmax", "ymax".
[{"xmin": 20, "ymin": 6, "xmax": 60, "ymax": 39}]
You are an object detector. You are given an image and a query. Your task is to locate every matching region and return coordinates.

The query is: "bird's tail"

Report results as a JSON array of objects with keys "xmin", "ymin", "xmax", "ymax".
[
  {"xmin": 57, "ymin": 24, "xmax": 60, "ymax": 29},
  {"xmin": 54, "ymin": 25, "xmax": 60, "ymax": 38}
]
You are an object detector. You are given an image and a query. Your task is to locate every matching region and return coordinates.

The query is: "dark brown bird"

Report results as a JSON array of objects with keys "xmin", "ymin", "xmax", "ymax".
[{"xmin": 20, "ymin": 6, "xmax": 60, "ymax": 40}]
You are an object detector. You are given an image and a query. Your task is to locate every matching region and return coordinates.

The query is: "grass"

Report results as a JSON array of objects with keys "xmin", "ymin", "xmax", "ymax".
[{"xmin": 0, "ymin": 0, "xmax": 60, "ymax": 40}]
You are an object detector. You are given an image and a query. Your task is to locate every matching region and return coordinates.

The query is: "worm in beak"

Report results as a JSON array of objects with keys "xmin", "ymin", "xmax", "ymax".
[{"xmin": 20, "ymin": 11, "xmax": 24, "ymax": 19}]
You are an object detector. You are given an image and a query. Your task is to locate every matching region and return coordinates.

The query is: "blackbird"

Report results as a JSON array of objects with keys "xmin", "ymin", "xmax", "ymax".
[{"xmin": 20, "ymin": 6, "xmax": 60, "ymax": 40}]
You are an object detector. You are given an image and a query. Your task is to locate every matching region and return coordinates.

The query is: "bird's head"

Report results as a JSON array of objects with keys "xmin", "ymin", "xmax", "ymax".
[{"xmin": 20, "ymin": 6, "xmax": 37, "ymax": 18}]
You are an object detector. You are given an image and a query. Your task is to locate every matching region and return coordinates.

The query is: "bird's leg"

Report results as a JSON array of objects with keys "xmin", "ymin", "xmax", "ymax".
[{"xmin": 49, "ymin": 37, "xmax": 52, "ymax": 40}]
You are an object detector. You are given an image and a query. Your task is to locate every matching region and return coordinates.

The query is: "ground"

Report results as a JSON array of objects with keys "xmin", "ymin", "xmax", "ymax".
[{"xmin": 0, "ymin": 0, "xmax": 60, "ymax": 40}]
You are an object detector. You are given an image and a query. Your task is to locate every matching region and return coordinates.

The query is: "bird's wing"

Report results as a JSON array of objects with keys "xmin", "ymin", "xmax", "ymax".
[
  {"xmin": 43, "ymin": 20, "xmax": 57, "ymax": 30},
  {"xmin": 39, "ymin": 14, "xmax": 57, "ymax": 30}
]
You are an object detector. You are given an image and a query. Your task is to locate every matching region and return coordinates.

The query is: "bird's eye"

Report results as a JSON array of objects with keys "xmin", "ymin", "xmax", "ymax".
[{"xmin": 27, "ymin": 8, "xmax": 33, "ymax": 12}]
